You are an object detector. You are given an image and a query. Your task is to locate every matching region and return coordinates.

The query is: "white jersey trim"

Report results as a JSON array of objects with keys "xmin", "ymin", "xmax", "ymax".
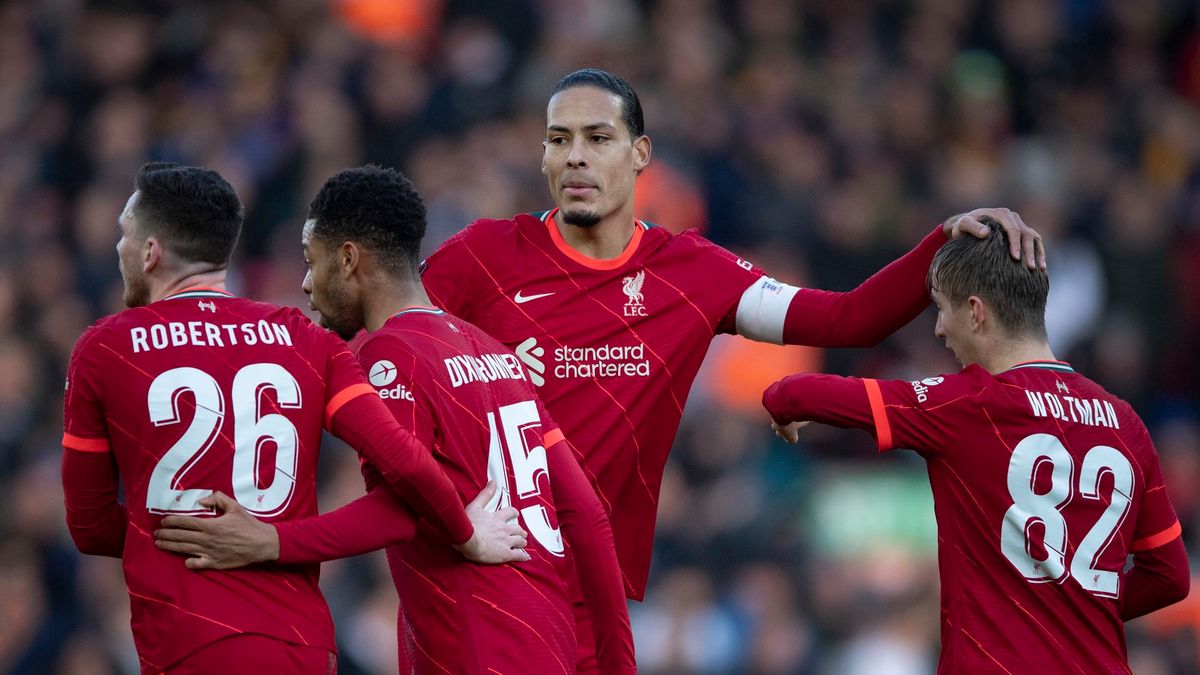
[{"xmin": 735, "ymin": 275, "xmax": 800, "ymax": 344}]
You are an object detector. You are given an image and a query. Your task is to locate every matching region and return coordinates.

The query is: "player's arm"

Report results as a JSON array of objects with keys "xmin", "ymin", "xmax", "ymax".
[
  {"xmin": 1120, "ymin": 427, "xmax": 1189, "ymax": 620},
  {"xmin": 325, "ymin": 335, "xmax": 526, "ymax": 563},
  {"xmin": 763, "ymin": 369, "xmax": 985, "ymax": 453},
  {"xmin": 153, "ymin": 485, "xmax": 414, "ymax": 568},
  {"xmin": 61, "ymin": 328, "xmax": 126, "ymax": 557},
  {"xmin": 61, "ymin": 445, "xmax": 126, "ymax": 557},
  {"xmin": 154, "ymin": 481, "xmax": 524, "ymax": 568},
  {"xmin": 735, "ymin": 208, "xmax": 1043, "ymax": 347},
  {"xmin": 762, "ymin": 373, "xmax": 880, "ymax": 436},
  {"xmin": 542, "ymin": 421, "xmax": 636, "ymax": 673},
  {"xmin": 1121, "ymin": 536, "xmax": 1189, "ymax": 621}
]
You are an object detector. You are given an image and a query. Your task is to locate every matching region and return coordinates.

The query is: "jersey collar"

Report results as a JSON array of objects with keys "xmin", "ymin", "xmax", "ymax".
[
  {"xmin": 1006, "ymin": 360, "xmax": 1075, "ymax": 373},
  {"xmin": 542, "ymin": 208, "xmax": 646, "ymax": 271},
  {"xmin": 162, "ymin": 286, "xmax": 234, "ymax": 301},
  {"xmin": 392, "ymin": 305, "xmax": 444, "ymax": 318}
]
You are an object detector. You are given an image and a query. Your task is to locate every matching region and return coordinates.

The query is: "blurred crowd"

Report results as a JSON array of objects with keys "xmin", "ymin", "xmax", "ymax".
[{"xmin": 1, "ymin": 0, "xmax": 1198, "ymax": 672}]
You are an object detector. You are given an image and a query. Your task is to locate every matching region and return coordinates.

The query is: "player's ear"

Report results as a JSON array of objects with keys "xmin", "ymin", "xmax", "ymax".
[
  {"xmin": 633, "ymin": 135, "xmax": 651, "ymax": 175},
  {"xmin": 143, "ymin": 236, "xmax": 162, "ymax": 273},
  {"xmin": 339, "ymin": 242, "xmax": 359, "ymax": 278},
  {"xmin": 967, "ymin": 295, "xmax": 986, "ymax": 331}
]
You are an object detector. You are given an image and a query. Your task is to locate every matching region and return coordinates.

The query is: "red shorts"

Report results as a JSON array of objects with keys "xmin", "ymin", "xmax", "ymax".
[{"xmin": 164, "ymin": 634, "xmax": 335, "ymax": 674}]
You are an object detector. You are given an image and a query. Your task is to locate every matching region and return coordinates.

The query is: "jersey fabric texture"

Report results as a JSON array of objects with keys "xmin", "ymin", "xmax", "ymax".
[
  {"xmin": 356, "ymin": 308, "xmax": 579, "ymax": 674},
  {"xmin": 421, "ymin": 211, "xmax": 764, "ymax": 598},
  {"xmin": 61, "ymin": 289, "xmax": 471, "ymax": 672},
  {"xmin": 764, "ymin": 362, "xmax": 1182, "ymax": 673}
]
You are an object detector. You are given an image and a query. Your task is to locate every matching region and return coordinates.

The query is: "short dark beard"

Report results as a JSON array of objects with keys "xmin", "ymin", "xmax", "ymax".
[
  {"xmin": 561, "ymin": 209, "xmax": 602, "ymax": 228},
  {"xmin": 317, "ymin": 277, "xmax": 364, "ymax": 341}
]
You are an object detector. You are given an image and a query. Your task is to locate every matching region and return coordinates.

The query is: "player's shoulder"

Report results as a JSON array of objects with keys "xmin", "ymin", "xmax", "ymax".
[
  {"xmin": 1065, "ymin": 370, "xmax": 1148, "ymax": 430},
  {"xmin": 660, "ymin": 227, "xmax": 754, "ymax": 266},
  {"xmin": 456, "ymin": 215, "xmax": 534, "ymax": 244},
  {"xmin": 885, "ymin": 364, "xmax": 997, "ymax": 404},
  {"xmin": 70, "ymin": 312, "xmax": 124, "ymax": 355}
]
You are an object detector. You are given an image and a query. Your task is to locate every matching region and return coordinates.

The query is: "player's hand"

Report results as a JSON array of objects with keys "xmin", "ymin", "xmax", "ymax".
[
  {"xmin": 772, "ymin": 420, "xmax": 810, "ymax": 444},
  {"xmin": 942, "ymin": 207, "xmax": 1046, "ymax": 270},
  {"xmin": 454, "ymin": 481, "xmax": 531, "ymax": 564},
  {"xmin": 154, "ymin": 491, "xmax": 279, "ymax": 570}
]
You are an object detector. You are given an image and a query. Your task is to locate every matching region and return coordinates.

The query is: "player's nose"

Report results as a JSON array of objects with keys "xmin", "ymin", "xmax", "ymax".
[
  {"xmin": 566, "ymin": 137, "xmax": 588, "ymax": 168},
  {"xmin": 301, "ymin": 270, "xmax": 312, "ymax": 295}
]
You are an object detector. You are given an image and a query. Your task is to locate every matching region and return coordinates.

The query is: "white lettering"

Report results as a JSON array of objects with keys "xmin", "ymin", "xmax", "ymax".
[
  {"xmin": 257, "ymin": 320, "xmax": 275, "ymax": 345},
  {"xmin": 1026, "ymin": 390, "xmax": 1048, "ymax": 417},
  {"xmin": 1105, "ymin": 401, "xmax": 1119, "ymax": 429},
  {"xmin": 1092, "ymin": 399, "xmax": 1108, "ymax": 428},
  {"xmin": 131, "ymin": 327, "xmax": 149, "ymax": 353},
  {"xmin": 378, "ymin": 385, "xmax": 415, "ymax": 401},
  {"xmin": 1045, "ymin": 393, "xmax": 1066, "ymax": 421},
  {"xmin": 204, "ymin": 323, "xmax": 224, "ymax": 347},
  {"xmin": 128, "ymin": 321, "xmax": 295, "ymax": 353}
]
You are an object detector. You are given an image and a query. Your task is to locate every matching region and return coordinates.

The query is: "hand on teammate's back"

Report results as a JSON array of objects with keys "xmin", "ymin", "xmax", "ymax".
[
  {"xmin": 155, "ymin": 491, "xmax": 279, "ymax": 570},
  {"xmin": 942, "ymin": 207, "xmax": 1046, "ymax": 270},
  {"xmin": 454, "ymin": 481, "xmax": 532, "ymax": 564}
]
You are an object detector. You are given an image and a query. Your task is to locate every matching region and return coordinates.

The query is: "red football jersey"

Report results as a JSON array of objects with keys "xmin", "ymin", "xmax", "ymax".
[
  {"xmin": 61, "ymin": 289, "xmax": 363, "ymax": 670},
  {"xmin": 764, "ymin": 361, "xmax": 1182, "ymax": 673},
  {"xmin": 421, "ymin": 210, "xmax": 766, "ymax": 597},
  {"xmin": 355, "ymin": 307, "xmax": 579, "ymax": 673}
]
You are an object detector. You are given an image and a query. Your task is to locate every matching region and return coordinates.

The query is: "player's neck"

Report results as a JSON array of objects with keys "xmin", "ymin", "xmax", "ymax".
[
  {"xmin": 979, "ymin": 337, "xmax": 1057, "ymax": 375},
  {"xmin": 554, "ymin": 208, "xmax": 637, "ymax": 260},
  {"xmin": 149, "ymin": 270, "xmax": 227, "ymax": 303},
  {"xmin": 363, "ymin": 277, "xmax": 432, "ymax": 332}
]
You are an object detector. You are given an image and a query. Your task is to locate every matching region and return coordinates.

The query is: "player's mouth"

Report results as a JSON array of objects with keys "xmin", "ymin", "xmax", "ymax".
[{"xmin": 562, "ymin": 181, "xmax": 597, "ymax": 198}]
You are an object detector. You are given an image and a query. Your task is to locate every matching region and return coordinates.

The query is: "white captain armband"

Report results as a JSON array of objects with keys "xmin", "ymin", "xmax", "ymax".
[{"xmin": 734, "ymin": 276, "xmax": 801, "ymax": 344}]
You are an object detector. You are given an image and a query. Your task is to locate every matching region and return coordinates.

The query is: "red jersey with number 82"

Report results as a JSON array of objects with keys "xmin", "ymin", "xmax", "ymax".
[
  {"xmin": 764, "ymin": 361, "xmax": 1182, "ymax": 673},
  {"xmin": 62, "ymin": 289, "xmax": 368, "ymax": 672}
]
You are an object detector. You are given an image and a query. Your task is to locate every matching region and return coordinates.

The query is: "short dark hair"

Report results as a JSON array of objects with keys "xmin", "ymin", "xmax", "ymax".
[
  {"xmin": 550, "ymin": 68, "xmax": 645, "ymax": 139},
  {"xmin": 928, "ymin": 218, "xmax": 1049, "ymax": 340},
  {"xmin": 133, "ymin": 162, "xmax": 243, "ymax": 265},
  {"xmin": 307, "ymin": 165, "xmax": 426, "ymax": 277}
]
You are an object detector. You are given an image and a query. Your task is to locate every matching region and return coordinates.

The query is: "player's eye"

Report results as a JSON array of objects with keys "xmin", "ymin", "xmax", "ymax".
[
  {"xmin": 590, "ymin": 135, "xmax": 608, "ymax": 143},
  {"xmin": 548, "ymin": 136, "xmax": 566, "ymax": 145}
]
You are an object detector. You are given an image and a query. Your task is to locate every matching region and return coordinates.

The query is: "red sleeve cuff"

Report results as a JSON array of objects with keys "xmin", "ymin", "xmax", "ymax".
[
  {"xmin": 325, "ymin": 383, "xmax": 376, "ymax": 429},
  {"xmin": 862, "ymin": 379, "xmax": 893, "ymax": 451},
  {"xmin": 1132, "ymin": 521, "xmax": 1182, "ymax": 552},
  {"xmin": 62, "ymin": 433, "xmax": 111, "ymax": 453}
]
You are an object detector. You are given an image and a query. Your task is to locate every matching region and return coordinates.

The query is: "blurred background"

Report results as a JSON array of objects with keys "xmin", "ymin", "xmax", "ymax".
[{"xmin": 1, "ymin": 0, "xmax": 1198, "ymax": 672}]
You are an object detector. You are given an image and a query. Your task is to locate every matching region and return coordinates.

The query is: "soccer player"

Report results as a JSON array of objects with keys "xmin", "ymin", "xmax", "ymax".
[
  {"xmin": 155, "ymin": 166, "xmax": 636, "ymax": 673},
  {"xmin": 417, "ymin": 67, "xmax": 1046, "ymax": 665},
  {"xmin": 61, "ymin": 163, "xmax": 526, "ymax": 673},
  {"xmin": 763, "ymin": 221, "xmax": 1189, "ymax": 672}
]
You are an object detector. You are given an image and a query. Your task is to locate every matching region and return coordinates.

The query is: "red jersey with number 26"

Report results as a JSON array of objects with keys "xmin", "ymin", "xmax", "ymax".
[
  {"xmin": 61, "ymin": 289, "xmax": 471, "ymax": 673},
  {"xmin": 763, "ymin": 361, "xmax": 1183, "ymax": 674}
]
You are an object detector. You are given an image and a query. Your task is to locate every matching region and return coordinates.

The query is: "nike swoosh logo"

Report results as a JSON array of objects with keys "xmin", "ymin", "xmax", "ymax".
[{"xmin": 514, "ymin": 290, "xmax": 555, "ymax": 304}]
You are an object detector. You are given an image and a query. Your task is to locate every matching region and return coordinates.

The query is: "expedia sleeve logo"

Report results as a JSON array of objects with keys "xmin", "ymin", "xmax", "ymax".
[
  {"xmin": 910, "ymin": 376, "xmax": 944, "ymax": 403},
  {"xmin": 369, "ymin": 359, "xmax": 414, "ymax": 401}
]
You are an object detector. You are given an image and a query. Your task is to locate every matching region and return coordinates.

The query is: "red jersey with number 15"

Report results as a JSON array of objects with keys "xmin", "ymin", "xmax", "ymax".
[
  {"xmin": 421, "ymin": 210, "xmax": 765, "ymax": 598},
  {"xmin": 355, "ymin": 308, "xmax": 578, "ymax": 674},
  {"xmin": 764, "ymin": 361, "xmax": 1183, "ymax": 673},
  {"xmin": 62, "ymin": 289, "xmax": 373, "ymax": 672}
]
